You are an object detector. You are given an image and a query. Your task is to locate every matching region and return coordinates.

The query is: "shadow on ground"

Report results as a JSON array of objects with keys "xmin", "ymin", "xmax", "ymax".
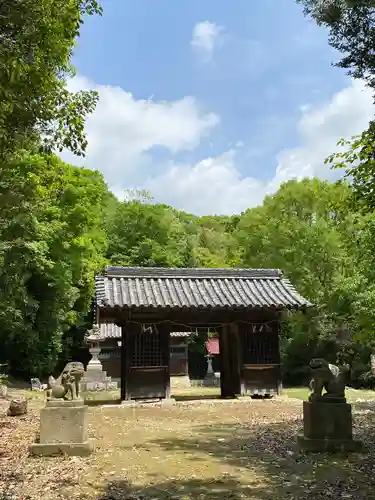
[
  {"xmin": 97, "ymin": 477, "xmax": 266, "ymax": 500},
  {"xmin": 97, "ymin": 408, "xmax": 375, "ymax": 499},
  {"xmin": 173, "ymin": 394, "xmax": 220, "ymax": 402}
]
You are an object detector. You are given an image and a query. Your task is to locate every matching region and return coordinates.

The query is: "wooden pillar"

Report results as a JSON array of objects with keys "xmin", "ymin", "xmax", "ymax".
[
  {"xmin": 120, "ymin": 324, "xmax": 126, "ymax": 401},
  {"xmin": 159, "ymin": 325, "xmax": 171, "ymax": 399},
  {"xmin": 219, "ymin": 325, "xmax": 235, "ymax": 398},
  {"xmin": 274, "ymin": 320, "xmax": 282, "ymax": 395},
  {"xmin": 120, "ymin": 323, "xmax": 132, "ymax": 401},
  {"xmin": 229, "ymin": 322, "xmax": 243, "ymax": 396}
]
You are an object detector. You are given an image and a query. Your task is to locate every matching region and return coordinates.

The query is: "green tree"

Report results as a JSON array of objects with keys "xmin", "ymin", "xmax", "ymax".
[
  {"xmin": 106, "ymin": 201, "xmax": 191, "ymax": 267},
  {"xmin": 298, "ymin": 0, "xmax": 375, "ymax": 215},
  {"xmin": 237, "ymin": 178, "xmax": 354, "ymax": 305},
  {"xmin": 0, "ymin": 152, "xmax": 108, "ymax": 376},
  {"xmin": 235, "ymin": 178, "xmax": 374, "ymax": 382},
  {"xmin": 297, "ymin": 1, "xmax": 375, "ymax": 88},
  {"xmin": 0, "ymin": 0, "xmax": 102, "ymax": 157},
  {"xmin": 184, "ymin": 215, "xmax": 240, "ymax": 268},
  {"xmin": 326, "ymin": 126, "xmax": 375, "ymax": 212}
]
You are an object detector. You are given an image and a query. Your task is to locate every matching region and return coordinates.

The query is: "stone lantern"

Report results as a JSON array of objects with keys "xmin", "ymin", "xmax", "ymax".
[
  {"xmin": 206, "ymin": 354, "xmax": 214, "ymax": 376},
  {"xmin": 85, "ymin": 324, "xmax": 103, "ymax": 374},
  {"xmin": 203, "ymin": 337, "xmax": 219, "ymax": 387},
  {"xmin": 81, "ymin": 324, "xmax": 117, "ymax": 391}
]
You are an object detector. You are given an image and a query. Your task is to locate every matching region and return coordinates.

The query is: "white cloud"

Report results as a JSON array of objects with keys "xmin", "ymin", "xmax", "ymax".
[
  {"xmin": 191, "ymin": 21, "xmax": 224, "ymax": 60},
  {"xmin": 62, "ymin": 76, "xmax": 220, "ymax": 193},
  {"xmin": 62, "ymin": 76, "xmax": 374, "ymax": 215},
  {"xmin": 142, "ymin": 80, "xmax": 374, "ymax": 215},
  {"xmin": 270, "ymin": 79, "xmax": 373, "ymax": 189},
  {"xmin": 144, "ymin": 151, "xmax": 263, "ymax": 215}
]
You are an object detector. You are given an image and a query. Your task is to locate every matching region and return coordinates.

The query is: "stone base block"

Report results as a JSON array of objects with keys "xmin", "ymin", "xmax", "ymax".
[
  {"xmin": 30, "ymin": 400, "xmax": 92, "ymax": 457},
  {"xmin": 170, "ymin": 375, "xmax": 191, "ymax": 389},
  {"xmin": 303, "ymin": 400, "xmax": 353, "ymax": 440},
  {"xmin": 83, "ymin": 372, "xmax": 107, "ymax": 381},
  {"xmin": 29, "ymin": 441, "xmax": 93, "ymax": 457},
  {"xmin": 297, "ymin": 433, "xmax": 362, "ymax": 453},
  {"xmin": 40, "ymin": 401, "xmax": 88, "ymax": 444},
  {"xmin": 81, "ymin": 380, "xmax": 118, "ymax": 392},
  {"xmin": 160, "ymin": 397, "xmax": 176, "ymax": 407},
  {"xmin": 203, "ymin": 374, "xmax": 220, "ymax": 387}
]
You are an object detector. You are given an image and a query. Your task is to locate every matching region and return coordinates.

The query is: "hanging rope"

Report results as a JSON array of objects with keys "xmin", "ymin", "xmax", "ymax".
[{"xmin": 126, "ymin": 318, "xmax": 279, "ymax": 332}]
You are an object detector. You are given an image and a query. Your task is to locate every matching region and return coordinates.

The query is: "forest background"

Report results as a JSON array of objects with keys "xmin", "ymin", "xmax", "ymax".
[{"xmin": 2, "ymin": 0, "xmax": 375, "ymax": 387}]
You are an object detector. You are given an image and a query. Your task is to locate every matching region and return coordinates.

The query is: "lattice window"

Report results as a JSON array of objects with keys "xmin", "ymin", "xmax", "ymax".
[
  {"xmin": 130, "ymin": 329, "xmax": 163, "ymax": 367},
  {"xmin": 243, "ymin": 327, "xmax": 278, "ymax": 364}
]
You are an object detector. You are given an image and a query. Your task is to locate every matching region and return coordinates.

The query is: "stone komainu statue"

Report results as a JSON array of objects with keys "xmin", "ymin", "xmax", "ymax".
[
  {"xmin": 46, "ymin": 361, "xmax": 84, "ymax": 401},
  {"xmin": 308, "ymin": 358, "xmax": 348, "ymax": 401}
]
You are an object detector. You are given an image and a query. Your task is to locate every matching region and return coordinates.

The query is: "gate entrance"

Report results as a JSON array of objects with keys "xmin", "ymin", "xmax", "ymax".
[
  {"xmin": 241, "ymin": 323, "xmax": 281, "ymax": 396},
  {"xmin": 125, "ymin": 325, "xmax": 169, "ymax": 400},
  {"xmin": 95, "ymin": 266, "xmax": 311, "ymax": 401}
]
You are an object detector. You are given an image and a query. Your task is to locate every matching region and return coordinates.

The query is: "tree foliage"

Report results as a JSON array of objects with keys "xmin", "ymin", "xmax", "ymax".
[
  {"xmin": 326, "ymin": 124, "xmax": 375, "ymax": 212},
  {"xmin": 2, "ymin": 168, "xmax": 375, "ymax": 384},
  {"xmin": 297, "ymin": 1, "xmax": 375, "ymax": 89},
  {"xmin": 3, "ymin": 0, "xmax": 375, "ymax": 387},
  {"xmin": 0, "ymin": 0, "xmax": 102, "ymax": 157},
  {"xmin": 236, "ymin": 178, "xmax": 375, "ymax": 383},
  {"xmin": 0, "ymin": 152, "xmax": 108, "ymax": 376}
]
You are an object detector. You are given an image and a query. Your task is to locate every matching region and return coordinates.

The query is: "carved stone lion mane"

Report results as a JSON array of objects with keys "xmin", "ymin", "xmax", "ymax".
[
  {"xmin": 46, "ymin": 361, "xmax": 84, "ymax": 401},
  {"xmin": 308, "ymin": 358, "xmax": 348, "ymax": 402}
]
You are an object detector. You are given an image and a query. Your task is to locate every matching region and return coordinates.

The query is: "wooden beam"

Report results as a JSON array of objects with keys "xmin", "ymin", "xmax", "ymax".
[{"xmin": 98, "ymin": 308, "xmax": 280, "ymax": 327}]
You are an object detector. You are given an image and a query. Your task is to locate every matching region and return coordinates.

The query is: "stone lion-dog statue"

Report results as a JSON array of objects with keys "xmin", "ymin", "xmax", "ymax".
[
  {"xmin": 308, "ymin": 358, "xmax": 349, "ymax": 402},
  {"xmin": 46, "ymin": 361, "xmax": 84, "ymax": 401}
]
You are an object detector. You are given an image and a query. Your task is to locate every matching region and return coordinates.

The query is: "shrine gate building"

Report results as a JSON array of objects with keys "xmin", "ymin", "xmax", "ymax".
[{"xmin": 94, "ymin": 266, "xmax": 312, "ymax": 401}]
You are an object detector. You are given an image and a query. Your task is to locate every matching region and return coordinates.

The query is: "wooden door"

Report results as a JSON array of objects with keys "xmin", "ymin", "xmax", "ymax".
[
  {"xmin": 240, "ymin": 322, "xmax": 281, "ymax": 396},
  {"xmin": 126, "ymin": 326, "xmax": 169, "ymax": 400}
]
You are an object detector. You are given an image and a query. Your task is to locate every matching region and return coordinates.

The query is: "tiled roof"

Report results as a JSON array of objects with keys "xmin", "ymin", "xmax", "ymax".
[
  {"xmin": 98, "ymin": 323, "xmax": 193, "ymax": 339},
  {"xmin": 99, "ymin": 323, "xmax": 120, "ymax": 339},
  {"xmin": 95, "ymin": 266, "xmax": 312, "ymax": 312}
]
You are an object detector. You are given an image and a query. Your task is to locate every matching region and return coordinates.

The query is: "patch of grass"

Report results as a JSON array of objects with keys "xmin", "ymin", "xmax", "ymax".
[
  {"xmin": 283, "ymin": 386, "xmax": 375, "ymax": 402},
  {"xmin": 282, "ymin": 387, "xmax": 310, "ymax": 401},
  {"xmin": 83, "ymin": 390, "xmax": 120, "ymax": 405},
  {"xmin": 173, "ymin": 386, "xmax": 220, "ymax": 401},
  {"xmin": 7, "ymin": 387, "xmax": 46, "ymax": 406}
]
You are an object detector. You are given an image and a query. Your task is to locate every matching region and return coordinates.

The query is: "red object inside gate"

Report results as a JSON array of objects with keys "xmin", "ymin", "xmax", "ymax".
[{"xmin": 206, "ymin": 338, "xmax": 220, "ymax": 355}]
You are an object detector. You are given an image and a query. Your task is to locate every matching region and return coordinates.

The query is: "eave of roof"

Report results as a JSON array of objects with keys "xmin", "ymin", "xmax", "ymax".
[
  {"xmin": 95, "ymin": 266, "xmax": 312, "ymax": 313},
  {"xmin": 98, "ymin": 323, "xmax": 193, "ymax": 339}
]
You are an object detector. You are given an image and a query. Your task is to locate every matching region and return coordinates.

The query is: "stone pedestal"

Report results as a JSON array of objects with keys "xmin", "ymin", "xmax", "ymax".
[
  {"xmin": 203, "ymin": 356, "xmax": 218, "ymax": 387},
  {"xmin": 297, "ymin": 400, "xmax": 362, "ymax": 453},
  {"xmin": 0, "ymin": 383, "xmax": 7, "ymax": 398},
  {"xmin": 29, "ymin": 400, "xmax": 93, "ymax": 457},
  {"xmin": 170, "ymin": 375, "xmax": 191, "ymax": 389},
  {"xmin": 81, "ymin": 345, "xmax": 118, "ymax": 392}
]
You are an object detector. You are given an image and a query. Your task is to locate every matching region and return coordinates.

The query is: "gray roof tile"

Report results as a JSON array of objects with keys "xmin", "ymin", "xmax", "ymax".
[{"xmin": 95, "ymin": 266, "xmax": 312, "ymax": 311}]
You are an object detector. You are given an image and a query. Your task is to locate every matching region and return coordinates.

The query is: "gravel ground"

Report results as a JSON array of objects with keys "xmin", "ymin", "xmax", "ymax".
[{"xmin": 1, "ymin": 394, "xmax": 375, "ymax": 500}]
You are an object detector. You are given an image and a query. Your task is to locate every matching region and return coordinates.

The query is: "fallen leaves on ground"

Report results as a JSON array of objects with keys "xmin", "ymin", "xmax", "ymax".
[{"xmin": 1, "ymin": 394, "xmax": 375, "ymax": 499}]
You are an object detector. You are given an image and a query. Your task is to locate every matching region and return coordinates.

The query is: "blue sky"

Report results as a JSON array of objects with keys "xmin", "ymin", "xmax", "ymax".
[{"xmin": 65, "ymin": 0, "xmax": 374, "ymax": 215}]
